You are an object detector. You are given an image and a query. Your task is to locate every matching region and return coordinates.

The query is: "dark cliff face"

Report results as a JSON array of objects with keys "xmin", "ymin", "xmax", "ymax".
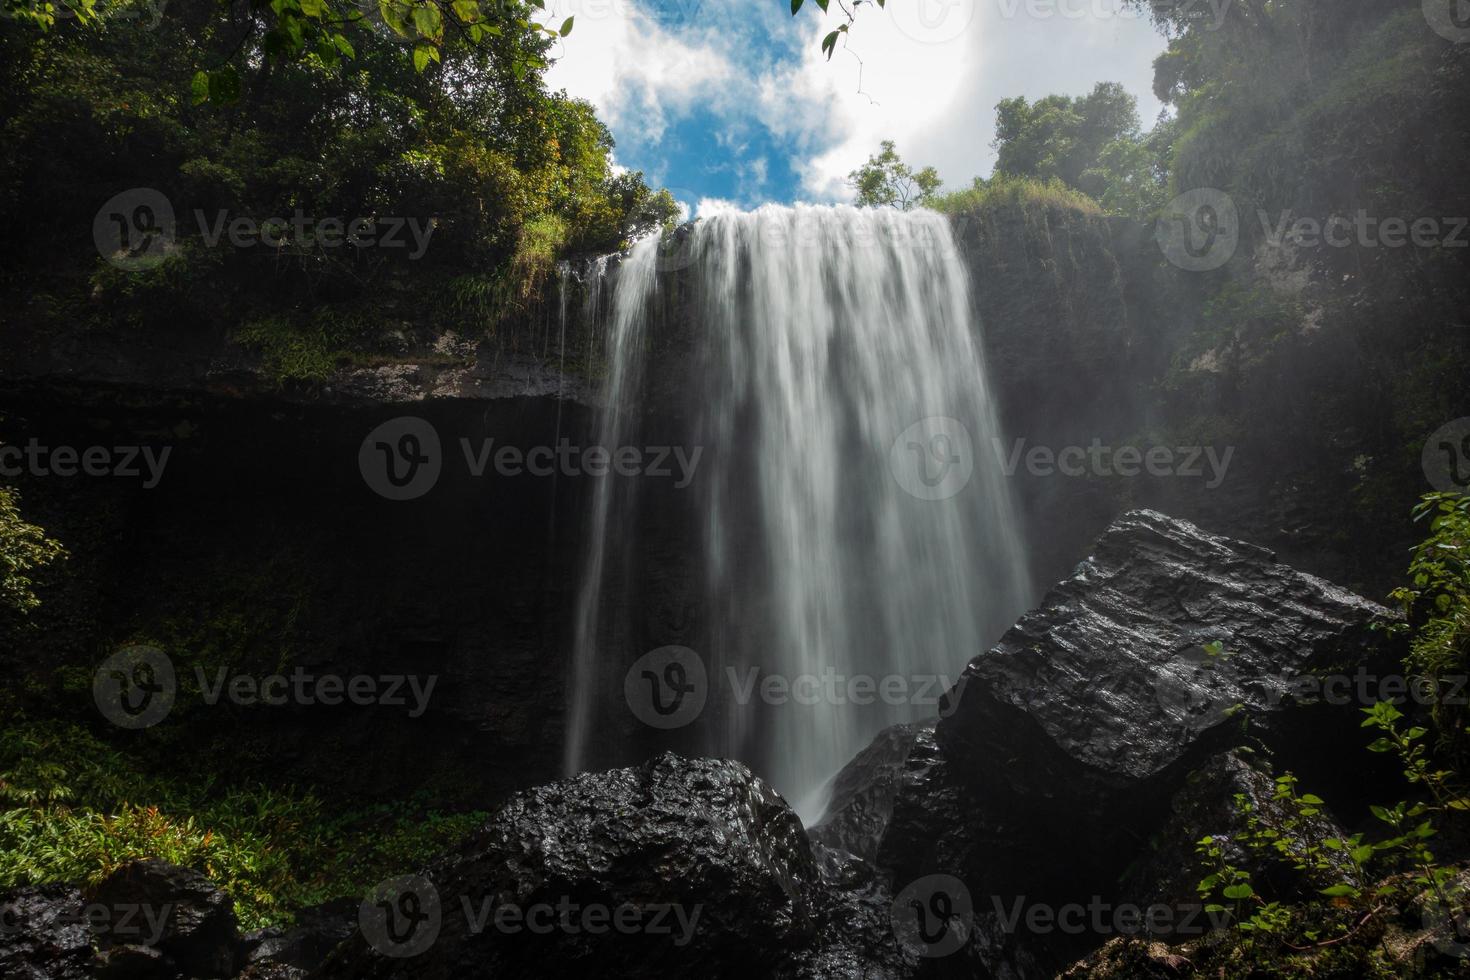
[
  {"xmin": 952, "ymin": 202, "xmax": 1422, "ymax": 601},
  {"xmin": 0, "ymin": 390, "xmax": 596, "ymax": 804}
]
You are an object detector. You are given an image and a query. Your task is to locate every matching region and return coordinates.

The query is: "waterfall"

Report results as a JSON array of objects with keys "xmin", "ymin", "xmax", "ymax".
[
  {"xmin": 564, "ymin": 206, "xmax": 1031, "ymax": 822},
  {"xmin": 563, "ymin": 237, "xmax": 661, "ymax": 775}
]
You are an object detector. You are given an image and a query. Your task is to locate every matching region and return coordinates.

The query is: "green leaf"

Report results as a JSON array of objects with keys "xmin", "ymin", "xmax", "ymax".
[
  {"xmin": 413, "ymin": 42, "xmax": 432, "ymax": 72},
  {"xmin": 791, "ymin": 0, "xmax": 803, "ymax": 12},
  {"xmin": 1299, "ymin": 793, "xmax": 1325, "ymax": 805},
  {"xmin": 413, "ymin": 3, "xmax": 443, "ymax": 40},
  {"xmin": 1319, "ymin": 884, "xmax": 1360, "ymax": 898},
  {"xmin": 189, "ymin": 70, "xmax": 210, "ymax": 105},
  {"xmin": 821, "ymin": 30, "xmax": 839, "ymax": 60},
  {"xmin": 1222, "ymin": 883, "xmax": 1254, "ymax": 900},
  {"xmin": 560, "ymin": 15, "xmax": 573, "ymax": 36},
  {"xmin": 1350, "ymin": 845, "xmax": 1375, "ymax": 863},
  {"xmin": 380, "ymin": 0, "xmax": 411, "ymax": 37}
]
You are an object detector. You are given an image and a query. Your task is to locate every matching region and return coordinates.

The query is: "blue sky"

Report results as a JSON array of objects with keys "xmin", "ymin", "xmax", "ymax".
[{"xmin": 544, "ymin": 0, "xmax": 1169, "ymax": 217}]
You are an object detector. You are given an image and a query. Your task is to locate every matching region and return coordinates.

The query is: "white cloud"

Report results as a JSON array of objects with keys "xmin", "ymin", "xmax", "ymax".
[
  {"xmin": 545, "ymin": 0, "xmax": 737, "ymax": 146},
  {"xmin": 694, "ymin": 197, "xmax": 741, "ymax": 219},
  {"xmin": 545, "ymin": 0, "xmax": 1168, "ymax": 205},
  {"xmin": 764, "ymin": 0, "xmax": 1168, "ymax": 199}
]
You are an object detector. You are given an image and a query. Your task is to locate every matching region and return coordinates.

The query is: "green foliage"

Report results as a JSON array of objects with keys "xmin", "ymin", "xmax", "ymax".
[
  {"xmin": 235, "ymin": 315, "xmax": 354, "ymax": 386},
  {"xmin": 0, "ymin": 720, "xmax": 487, "ymax": 929},
  {"xmin": 0, "ymin": 486, "xmax": 66, "ymax": 615},
  {"xmin": 988, "ymin": 81, "xmax": 1167, "ymax": 217},
  {"xmin": 1195, "ymin": 774, "xmax": 1366, "ymax": 941},
  {"xmin": 847, "ymin": 140, "xmax": 941, "ymax": 211},
  {"xmin": 8, "ymin": 0, "xmax": 573, "ymax": 85},
  {"xmin": 1390, "ymin": 494, "xmax": 1470, "ymax": 683},
  {"xmin": 929, "ymin": 174, "xmax": 1101, "ymax": 216},
  {"xmin": 1190, "ymin": 499, "xmax": 1470, "ymax": 956},
  {"xmin": 0, "ymin": 0, "xmax": 671, "ymax": 357},
  {"xmin": 789, "ymin": 0, "xmax": 886, "ymax": 59}
]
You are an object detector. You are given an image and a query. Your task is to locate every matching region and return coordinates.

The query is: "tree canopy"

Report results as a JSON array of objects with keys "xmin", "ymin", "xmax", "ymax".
[
  {"xmin": 847, "ymin": 140, "xmax": 941, "ymax": 211},
  {"xmin": 0, "ymin": 0, "xmax": 678, "ymax": 356}
]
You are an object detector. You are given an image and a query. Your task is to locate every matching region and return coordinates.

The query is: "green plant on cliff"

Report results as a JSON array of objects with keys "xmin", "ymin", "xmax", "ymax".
[
  {"xmin": 0, "ymin": 486, "xmax": 66, "ymax": 615},
  {"xmin": 1390, "ymin": 494, "xmax": 1470, "ymax": 688},
  {"xmin": 0, "ymin": 718, "xmax": 487, "ymax": 930},
  {"xmin": 0, "ymin": 0, "xmax": 677, "ymax": 358},
  {"xmin": 930, "ymin": 174, "xmax": 1102, "ymax": 216},
  {"xmin": 1190, "ymin": 495, "xmax": 1470, "ymax": 964}
]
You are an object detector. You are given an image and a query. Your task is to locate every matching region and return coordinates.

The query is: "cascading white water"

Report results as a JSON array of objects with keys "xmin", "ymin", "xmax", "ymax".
[
  {"xmin": 565, "ymin": 206, "xmax": 1031, "ymax": 821},
  {"xmin": 563, "ymin": 238, "xmax": 660, "ymax": 775}
]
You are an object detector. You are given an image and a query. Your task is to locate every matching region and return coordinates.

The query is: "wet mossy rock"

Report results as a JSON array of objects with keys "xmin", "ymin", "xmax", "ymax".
[
  {"xmin": 315, "ymin": 752, "xmax": 907, "ymax": 979},
  {"xmin": 818, "ymin": 509, "xmax": 1402, "ymax": 974},
  {"xmin": 934, "ymin": 509, "xmax": 1395, "ymax": 844},
  {"xmin": 0, "ymin": 861, "xmax": 242, "ymax": 980}
]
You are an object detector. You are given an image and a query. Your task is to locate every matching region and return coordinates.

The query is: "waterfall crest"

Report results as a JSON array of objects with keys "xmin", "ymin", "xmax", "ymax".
[{"xmin": 565, "ymin": 205, "xmax": 1031, "ymax": 821}]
